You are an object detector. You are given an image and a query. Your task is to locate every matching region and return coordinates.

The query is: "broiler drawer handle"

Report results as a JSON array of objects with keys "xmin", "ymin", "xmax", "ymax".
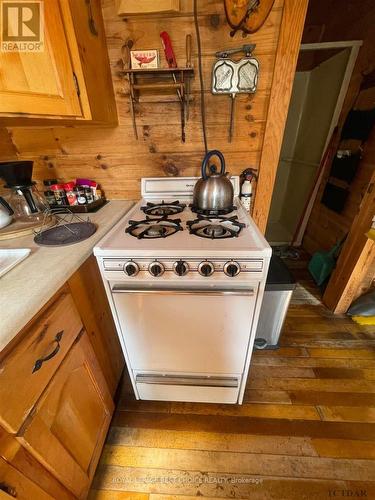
[{"xmin": 32, "ymin": 330, "xmax": 64, "ymax": 374}]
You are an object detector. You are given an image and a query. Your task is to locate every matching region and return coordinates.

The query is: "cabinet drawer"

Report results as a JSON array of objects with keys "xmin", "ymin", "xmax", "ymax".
[{"xmin": 0, "ymin": 293, "xmax": 82, "ymax": 434}]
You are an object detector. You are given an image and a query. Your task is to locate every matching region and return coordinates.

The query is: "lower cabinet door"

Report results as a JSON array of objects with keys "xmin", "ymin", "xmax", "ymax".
[
  {"xmin": 0, "ymin": 457, "xmax": 53, "ymax": 500},
  {"xmin": 17, "ymin": 331, "xmax": 114, "ymax": 499}
]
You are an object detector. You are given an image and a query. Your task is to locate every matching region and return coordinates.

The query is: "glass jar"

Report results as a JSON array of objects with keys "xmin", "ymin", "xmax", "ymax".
[
  {"xmin": 63, "ymin": 182, "xmax": 77, "ymax": 206},
  {"xmin": 44, "ymin": 190, "xmax": 56, "ymax": 207},
  {"xmin": 43, "ymin": 179, "xmax": 59, "ymax": 187},
  {"xmin": 84, "ymin": 188, "xmax": 94, "ymax": 204},
  {"xmin": 74, "ymin": 186, "xmax": 87, "ymax": 205},
  {"xmin": 50, "ymin": 184, "xmax": 68, "ymax": 206}
]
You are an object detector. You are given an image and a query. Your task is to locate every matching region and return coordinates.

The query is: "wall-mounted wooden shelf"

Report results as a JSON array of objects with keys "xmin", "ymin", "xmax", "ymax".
[
  {"xmin": 116, "ymin": 0, "xmax": 180, "ymax": 16},
  {"xmin": 119, "ymin": 67, "xmax": 194, "ymax": 142}
]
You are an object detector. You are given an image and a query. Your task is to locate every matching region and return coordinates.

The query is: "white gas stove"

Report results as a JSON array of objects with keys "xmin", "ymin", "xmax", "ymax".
[{"xmin": 94, "ymin": 177, "xmax": 271, "ymax": 404}]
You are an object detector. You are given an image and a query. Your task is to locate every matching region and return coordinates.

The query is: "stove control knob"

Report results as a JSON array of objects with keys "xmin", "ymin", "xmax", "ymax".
[
  {"xmin": 174, "ymin": 260, "xmax": 189, "ymax": 276},
  {"xmin": 224, "ymin": 261, "xmax": 241, "ymax": 277},
  {"xmin": 198, "ymin": 261, "xmax": 214, "ymax": 277},
  {"xmin": 124, "ymin": 261, "xmax": 139, "ymax": 277},
  {"xmin": 149, "ymin": 261, "xmax": 164, "ymax": 277}
]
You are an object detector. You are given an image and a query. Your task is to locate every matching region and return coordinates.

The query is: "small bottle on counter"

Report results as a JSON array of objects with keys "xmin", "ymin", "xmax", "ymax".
[
  {"xmin": 84, "ymin": 187, "xmax": 94, "ymax": 204},
  {"xmin": 44, "ymin": 190, "xmax": 56, "ymax": 207},
  {"xmin": 240, "ymin": 169, "xmax": 257, "ymax": 213},
  {"xmin": 90, "ymin": 182, "xmax": 98, "ymax": 200},
  {"xmin": 43, "ymin": 179, "xmax": 59, "ymax": 188},
  {"xmin": 240, "ymin": 177, "xmax": 252, "ymax": 212},
  {"xmin": 74, "ymin": 186, "xmax": 87, "ymax": 205},
  {"xmin": 50, "ymin": 184, "xmax": 68, "ymax": 206},
  {"xmin": 63, "ymin": 182, "xmax": 78, "ymax": 206}
]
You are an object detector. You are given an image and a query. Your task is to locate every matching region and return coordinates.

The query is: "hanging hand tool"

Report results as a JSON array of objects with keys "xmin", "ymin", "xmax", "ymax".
[
  {"xmin": 121, "ymin": 40, "xmax": 138, "ymax": 139},
  {"xmin": 185, "ymin": 34, "xmax": 192, "ymax": 121},
  {"xmin": 212, "ymin": 44, "xmax": 259, "ymax": 142},
  {"xmin": 160, "ymin": 31, "xmax": 185, "ymax": 142},
  {"xmin": 224, "ymin": 0, "xmax": 275, "ymax": 37},
  {"xmin": 160, "ymin": 31, "xmax": 183, "ymax": 102},
  {"xmin": 215, "ymin": 44, "xmax": 256, "ymax": 59},
  {"xmin": 228, "ymin": 93, "xmax": 236, "ymax": 142}
]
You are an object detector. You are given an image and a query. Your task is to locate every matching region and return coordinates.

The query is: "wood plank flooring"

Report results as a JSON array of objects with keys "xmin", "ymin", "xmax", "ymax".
[{"xmin": 89, "ymin": 301, "xmax": 375, "ymax": 499}]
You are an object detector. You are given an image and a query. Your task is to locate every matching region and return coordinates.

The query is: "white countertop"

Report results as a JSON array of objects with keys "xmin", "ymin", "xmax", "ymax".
[{"xmin": 0, "ymin": 200, "xmax": 134, "ymax": 352}]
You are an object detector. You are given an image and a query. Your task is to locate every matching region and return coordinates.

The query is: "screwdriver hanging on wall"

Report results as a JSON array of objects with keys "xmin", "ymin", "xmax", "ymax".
[{"xmin": 160, "ymin": 31, "xmax": 186, "ymax": 142}]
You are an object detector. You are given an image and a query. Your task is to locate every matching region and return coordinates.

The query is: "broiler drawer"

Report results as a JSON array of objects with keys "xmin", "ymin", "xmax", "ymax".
[
  {"xmin": 136, "ymin": 382, "xmax": 239, "ymax": 404},
  {"xmin": 0, "ymin": 292, "xmax": 83, "ymax": 434}
]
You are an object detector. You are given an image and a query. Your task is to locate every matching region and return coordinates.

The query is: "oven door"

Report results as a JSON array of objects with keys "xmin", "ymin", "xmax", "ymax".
[{"xmin": 111, "ymin": 285, "xmax": 259, "ymax": 375}]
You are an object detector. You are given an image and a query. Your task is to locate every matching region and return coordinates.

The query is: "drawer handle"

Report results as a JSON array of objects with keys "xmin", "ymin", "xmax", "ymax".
[
  {"xmin": 0, "ymin": 482, "xmax": 17, "ymax": 497},
  {"xmin": 32, "ymin": 331, "xmax": 64, "ymax": 373}
]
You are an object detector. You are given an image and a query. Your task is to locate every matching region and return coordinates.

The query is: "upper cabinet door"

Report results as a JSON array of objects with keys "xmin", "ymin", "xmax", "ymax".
[{"xmin": 0, "ymin": 0, "xmax": 82, "ymax": 117}]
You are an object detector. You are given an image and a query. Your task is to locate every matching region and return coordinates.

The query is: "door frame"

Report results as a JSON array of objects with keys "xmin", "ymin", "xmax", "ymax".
[
  {"xmin": 323, "ymin": 168, "xmax": 375, "ymax": 313},
  {"xmin": 253, "ymin": 0, "xmax": 309, "ymax": 233},
  {"xmin": 293, "ymin": 40, "xmax": 362, "ymax": 245}
]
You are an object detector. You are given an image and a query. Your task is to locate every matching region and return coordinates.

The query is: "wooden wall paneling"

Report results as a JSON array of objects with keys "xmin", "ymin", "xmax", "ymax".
[
  {"xmin": 323, "ymin": 169, "xmax": 375, "ymax": 313},
  {"xmin": 115, "ymin": 0, "xmax": 180, "ymax": 15},
  {"xmin": 1, "ymin": 0, "xmax": 285, "ymax": 209},
  {"xmin": 252, "ymin": 0, "xmax": 309, "ymax": 233},
  {"xmin": 0, "ymin": 129, "xmax": 17, "ymax": 159}
]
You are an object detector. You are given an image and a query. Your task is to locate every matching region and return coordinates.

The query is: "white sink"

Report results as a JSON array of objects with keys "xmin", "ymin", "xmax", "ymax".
[{"xmin": 0, "ymin": 249, "xmax": 31, "ymax": 278}]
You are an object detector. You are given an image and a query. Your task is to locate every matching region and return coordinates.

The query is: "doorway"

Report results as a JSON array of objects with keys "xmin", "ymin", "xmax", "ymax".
[{"xmin": 266, "ymin": 41, "xmax": 361, "ymax": 245}]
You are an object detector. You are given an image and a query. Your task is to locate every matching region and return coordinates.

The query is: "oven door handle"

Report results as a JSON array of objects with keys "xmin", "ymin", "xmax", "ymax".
[{"xmin": 111, "ymin": 286, "xmax": 255, "ymax": 296}]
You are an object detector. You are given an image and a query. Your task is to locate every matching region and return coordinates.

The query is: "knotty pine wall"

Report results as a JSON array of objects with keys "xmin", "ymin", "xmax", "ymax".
[{"xmin": 0, "ymin": 0, "xmax": 284, "ymax": 201}]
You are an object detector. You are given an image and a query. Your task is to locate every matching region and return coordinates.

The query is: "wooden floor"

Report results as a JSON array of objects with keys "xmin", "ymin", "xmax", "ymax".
[{"xmin": 89, "ymin": 294, "xmax": 375, "ymax": 499}]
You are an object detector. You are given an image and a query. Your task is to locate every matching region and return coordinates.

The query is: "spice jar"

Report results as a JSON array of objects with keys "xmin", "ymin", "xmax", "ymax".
[
  {"xmin": 84, "ymin": 187, "xmax": 94, "ymax": 204},
  {"xmin": 44, "ymin": 190, "xmax": 56, "ymax": 207},
  {"xmin": 50, "ymin": 184, "xmax": 68, "ymax": 206},
  {"xmin": 43, "ymin": 179, "xmax": 59, "ymax": 187},
  {"xmin": 63, "ymin": 182, "xmax": 77, "ymax": 206},
  {"xmin": 74, "ymin": 186, "xmax": 87, "ymax": 205}
]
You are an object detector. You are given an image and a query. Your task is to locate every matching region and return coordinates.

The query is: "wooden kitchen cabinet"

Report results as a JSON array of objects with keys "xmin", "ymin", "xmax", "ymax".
[
  {"xmin": 0, "ymin": 292, "xmax": 83, "ymax": 435},
  {"xmin": 68, "ymin": 255, "xmax": 124, "ymax": 397},
  {"xmin": 0, "ymin": 256, "xmax": 124, "ymax": 500},
  {"xmin": 0, "ymin": 457, "xmax": 54, "ymax": 500},
  {"xmin": 17, "ymin": 330, "xmax": 114, "ymax": 499},
  {"xmin": 0, "ymin": 0, "xmax": 117, "ymax": 126},
  {"xmin": 0, "ymin": 426, "xmax": 74, "ymax": 499},
  {"xmin": 0, "ymin": 0, "xmax": 81, "ymax": 118},
  {"xmin": 0, "ymin": 255, "xmax": 124, "ymax": 498}
]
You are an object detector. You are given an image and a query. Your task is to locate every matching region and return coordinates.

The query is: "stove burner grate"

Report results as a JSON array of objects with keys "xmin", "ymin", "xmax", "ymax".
[
  {"xmin": 141, "ymin": 200, "xmax": 186, "ymax": 216},
  {"xmin": 126, "ymin": 215, "xmax": 183, "ymax": 239},
  {"xmin": 190, "ymin": 204, "xmax": 237, "ymax": 216},
  {"xmin": 187, "ymin": 215, "xmax": 245, "ymax": 239}
]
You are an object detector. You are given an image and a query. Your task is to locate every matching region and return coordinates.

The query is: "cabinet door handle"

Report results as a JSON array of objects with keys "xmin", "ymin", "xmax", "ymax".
[
  {"xmin": 32, "ymin": 331, "xmax": 64, "ymax": 373},
  {"xmin": 0, "ymin": 482, "xmax": 17, "ymax": 497}
]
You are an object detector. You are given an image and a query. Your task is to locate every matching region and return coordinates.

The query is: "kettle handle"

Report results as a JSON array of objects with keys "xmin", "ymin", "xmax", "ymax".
[
  {"xmin": 0, "ymin": 196, "xmax": 14, "ymax": 216},
  {"xmin": 201, "ymin": 150, "xmax": 226, "ymax": 180}
]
